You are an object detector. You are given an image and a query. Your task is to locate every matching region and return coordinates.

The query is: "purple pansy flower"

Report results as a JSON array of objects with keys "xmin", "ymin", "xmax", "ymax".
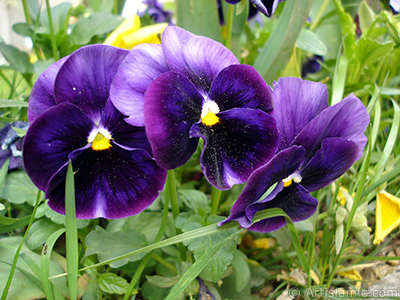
[
  {"xmin": 220, "ymin": 78, "xmax": 369, "ymax": 232},
  {"xmin": 139, "ymin": 0, "xmax": 172, "ymax": 23},
  {"xmin": 23, "ymin": 44, "xmax": 167, "ymax": 219},
  {"xmin": 0, "ymin": 121, "xmax": 29, "ymax": 171},
  {"xmin": 111, "ymin": 26, "xmax": 279, "ymax": 190},
  {"xmin": 224, "ymin": 0, "xmax": 286, "ymax": 17}
]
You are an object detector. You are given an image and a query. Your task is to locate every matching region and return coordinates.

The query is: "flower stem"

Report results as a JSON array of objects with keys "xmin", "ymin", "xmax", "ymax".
[
  {"xmin": 211, "ymin": 187, "xmax": 222, "ymax": 215},
  {"xmin": 225, "ymin": 4, "xmax": 235, "ymax": 50},
  {"xmin": 45, "ymin": 0, "xmax": 60, "ymax": 61},
  {"xmin": 168, "ymin": 170, "xmax": 180, "ymax": 218},
  {"xmin": 1, "ymin": 191, "xmax": 41, "ymax": 300},
  {"xmin": 22, "ymin": 0, "xmax": 32, "ymax": 24},
  {"xmin": 123, "ymin": 185, "xmax": 172, "ymax": 299},
  {"xmin": 310, "ymin": 0, "xmax": 329, "ymax": 32}
]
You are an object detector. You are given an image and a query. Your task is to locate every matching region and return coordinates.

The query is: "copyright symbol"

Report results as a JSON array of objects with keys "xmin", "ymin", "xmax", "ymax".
[{"xmin": 288, "ymin": 287, "xmax": 301, "ymax": 298}]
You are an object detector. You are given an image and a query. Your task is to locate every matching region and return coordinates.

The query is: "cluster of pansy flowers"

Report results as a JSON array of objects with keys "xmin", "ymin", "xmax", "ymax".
[{"xmin": 23, "ymin": 25, "xmax": 369, "ymax": 233}]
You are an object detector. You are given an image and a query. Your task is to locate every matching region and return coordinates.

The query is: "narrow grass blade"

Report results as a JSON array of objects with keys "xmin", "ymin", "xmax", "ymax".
[
  {"xmin": 0, "ymin": 158, "xmax": 10, "ymax": 188},
  {"xmin": 253, "ymin": 0, "xmax": 313, "ymax": 83},
  {"xmin": 41, "ymin": 228, "xmax": 66, "ymax": 300},
  {"xmin": 254, "ymin": 208, "xmax": 309, "ymax": 274},
  {"xmin": 165, "ymin": 229, "xmax": 242, "ymax": 300},
  {"xmin": 372, "ymin": 99, "xmax": 400, "ymax": 180},
  {"xmin": 0, "ymin": 99, "xmax": 28, "ymax": 108},
  {"xmin": 176, "ymin": 0, "xmax": 222, "ymax": 42},
  {"xmin": 0, "ymin": 190, "xmax": 41, "ymax": 300},
  {"xmin": 50, "ymin": 222, "xmax": 238, "ymax": 279},
  {"xmin": 331, "ymin": 55, "xmax": 348, "ymax": 106},
  {"xmin": 65, "ymin": 162, "xmax": 78, "ymax": 300}
]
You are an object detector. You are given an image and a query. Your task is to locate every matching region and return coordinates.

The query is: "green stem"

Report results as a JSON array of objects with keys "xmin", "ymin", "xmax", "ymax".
[
  {"xmin": 1, "ymin": 191, "xmax": 41, "ymax": 300},
  {"xmin": 225, "ymin": 4, "xmax": 235, "ymax": 50},
  {"xmin": 211, "ymin": 187, "xmax": 222, "ymax": 215},
  {"xmin": 123, "ymin": 188, "xmax": 171, "ymax": 299},
  {"xmin": 45, "ymin": 0, "xmax": 60, "ymax": 60},
  {"xmin": 113, "ymin": 0, "xmax": 118, "ymax": 14},
  {"xmin": 326, "ymin": 136, "xmax": 372, "ymax": 287},
  {"xmin": 122, "ymin": 253, "xmax": 152, "ymax": 300},
  {"xmin": 309, "ymin": 0, "xmax": 329, "ymax": 32},
  {"xmin": 22, "ymin": 0, "xmax": 32, "ymax": 24},
  {"xmin": 151, "ymin": 252, "xmax": 177, "ymax": 273},
  {"xmin": 168, "ymin": 170, "xmax": 179, "ymax": 218}
]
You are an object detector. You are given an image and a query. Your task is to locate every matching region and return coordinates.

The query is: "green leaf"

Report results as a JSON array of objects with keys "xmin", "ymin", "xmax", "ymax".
[
  {"xmin": 146, "ymin": 275, "xmax": 181, "ymax": 288},
  {"xmin": 141, "ymin": 281, "xmax": 169, "ymax": 300},
  {"xmin": 254, "ymin": 0, "xmax": 313, "ymax": 83},
  {"xmin": 107, "ymin": 212, "xmax": 163, "ymax": 243},
  {"xmin": 358, "ymin": 1, "xmax": 375, "ymax": 36},
  {"xmin": 176, "ymin": 214, "xmax": 238, "ymax": 282},
  {"xmin": 0, "ymin": 237, "xmax": 69, "ymax": 300},
  {"xmin": 69, "ymin": 12, "xmax": 123, "ymax": 45},
  {"xmin": 98, "ymin": 272, "xmax": 130, "ymax": 295},
  {"xmin": 26, "ymin": 218, "xmax": 63, "ymax": 250},
  {"xmin": 85, "ymin": 226, "xmax": 147, "ymax": 268},
  {"xmin": 232, "ymin": 250, "xmax": 250, "ymax": 292},
  {"xmin": 179, "ymin": 190, "xmax": 210, "ymax": 215},
  {"xmin": 354, "ymin": 38, "xmax": 394, "ymax": 70},
  {"xmin": 165, "ymin": 229, "xmax": 242, "ymax": 300},
  {"xmin": 43, "ymin": 202, "xmax": 89, "ymax": 228},
  {"xmin": 0, "ymin": 42, "xmax": 33, "ymax": 75},
  {"xmin": 0, "ymin": 171, "xmax": 38, "ymax": 205},
  {"xmin": 39, "ymin": 2, "xmax": 72, "ymax": 36},
  {"xmin": 297, "ymin": 29, "xmax": 328, "ymax": 56},
  {"xmin": 176, "ymin": 0, "xmax": 222, "ymax": 42}
]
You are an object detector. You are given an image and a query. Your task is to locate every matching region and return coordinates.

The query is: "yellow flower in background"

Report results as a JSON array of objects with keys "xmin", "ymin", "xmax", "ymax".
[
  {"xmin": 373, "ymin": 190, "xmax": 400, "ymax": 244},
  {"xmin": 104, "ymin": 15, "xmax": 168, "ymax": 49}
]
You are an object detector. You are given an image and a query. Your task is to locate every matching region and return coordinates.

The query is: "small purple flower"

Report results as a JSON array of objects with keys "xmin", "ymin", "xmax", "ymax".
[
  {"xmin": 110, "ymin": 26, "xmax": 279, "ymax": 190},
  {"xmin": 225, "ymin": 0, "xmax": 286, "ymax": 17},
  {"xmin": 139, "ymin": 0, "xmax": 172, "ymax": 23},
  {"xmin": 301, "ymin": 55, "xmax": 323, "ymax": 78},
  {"xmin": 23, "ymin": 45, "xmax": 167, "ymax": 219},
  {"xmin": 220, "ymin": 78, "xmax": 369, "ymax": 232},
  {"xmin": 0, "ymin": 121, "xmax": 29, "ymax": 171}
]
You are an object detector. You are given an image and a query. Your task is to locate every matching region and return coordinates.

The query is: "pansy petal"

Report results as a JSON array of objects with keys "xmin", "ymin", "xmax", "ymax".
[
  {"xmin": 190, "ymin": 108, "xmax": 279, "ymax": 190},
  {"xmin": 162, "ymin": 26, "xmax": 239, "ymax": 91},
  {"xmin": 300, "ymin": 137, "xmax": 359, "ymax": 192},
  {"xmin": 209, "ymin": 65, "xmax": 273, "ymax": 113},
  {"xmin": 144, "ymin": 71, "xmax": 203, "ymax": 169},
  {"xmin": 28, "ymin": 56, "xmax": 68, "ymax": 123},
  {"xmin": 54, "ymin": 45, "xmax": 129, "ymax": 123},
  {"xmin": 110, "ymin": 44, "xmax": 170, "ymax": 127},
  {"xmin": 247, "ymin": 184, "xmax": 318, "ymax": 232},
  {"xmin": 271, "ymin": 77, "xmax": 329, "ymax": 150},
  {"xmin": 225, "ymin": 0, "xmax": 241, "ymax": 3},
  {"xmin": 23, "ymin": 103, "xmax": 94, "ymax": 191},
  {"xmin": 219, "ymin": 146, "xmax": 305, "ymax": 227},
  {"xmin": 292, "ymin": 94, "xmax": 369, "ymax": 161},
  {"xmin": 46, "ymin": 147, "xmax": 167, "ymax": 219},
  {"xmin": 100, "ymin": 100, "xmax": 152, "ymax": 154}
]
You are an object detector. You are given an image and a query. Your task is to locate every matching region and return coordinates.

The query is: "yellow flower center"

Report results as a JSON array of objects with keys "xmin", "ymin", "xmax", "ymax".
[
  {"xmin": 202, "ymin": 112, "xmax": 219, "ymax": 126},
  {"xmin": 282, "ymin": 173, "xmax": 302, "ymax": 188},
  {"xmin": 201, "ymin": 100, "xmax": 220, "ymax": 126},
  {"xmin": 88, "ymin": 129, "xmax": 112, "ymax": 151},
  {"xmin": 283, "ymin": 179, "xmax": 293, "ymax": 187}
]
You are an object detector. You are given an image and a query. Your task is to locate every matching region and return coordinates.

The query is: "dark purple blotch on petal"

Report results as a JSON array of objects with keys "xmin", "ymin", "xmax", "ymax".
[
  {"xmin": 190, "ymin": 108, "xmax": 278, "ymax": 190},
  {"xmin": 144, "ymin": 71, "xmax": 203, "ymax": 169}
]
